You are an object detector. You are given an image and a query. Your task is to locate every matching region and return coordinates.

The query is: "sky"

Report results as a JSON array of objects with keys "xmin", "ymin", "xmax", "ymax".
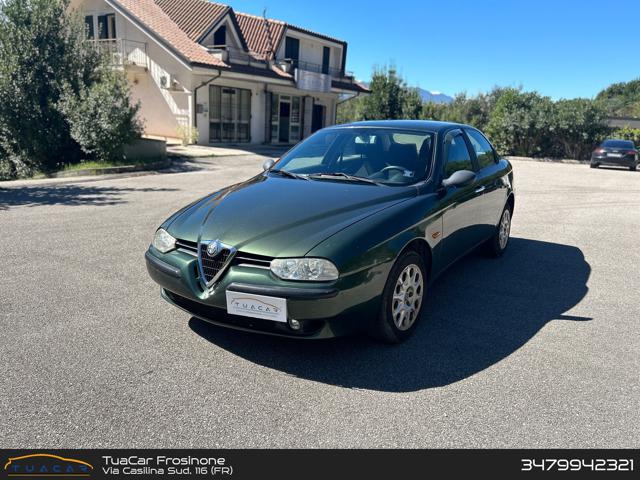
[{"xmin": 228, "ymin": 0, "xmax": 639, "ymax": 100}]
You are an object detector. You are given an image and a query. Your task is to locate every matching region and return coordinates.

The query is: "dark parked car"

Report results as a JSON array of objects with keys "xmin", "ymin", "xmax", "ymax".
[
  {"xmin": 591, "ymin": 139, "xmax": 638, "ymax": 171},
  {"xmin": 146, "ymin": 121, "xmax": 515, "ymax": 343}
]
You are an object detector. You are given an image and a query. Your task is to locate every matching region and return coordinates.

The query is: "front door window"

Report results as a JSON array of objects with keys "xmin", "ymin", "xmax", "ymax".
[{"xmin": 209, "ymin": 86, "xmax": 251, "ymax": 143}]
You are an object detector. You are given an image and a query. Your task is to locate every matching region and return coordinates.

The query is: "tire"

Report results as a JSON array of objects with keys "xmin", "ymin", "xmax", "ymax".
[
  {"xmin": 371, "ymin": 250, "xmax": 427, "ymax": 344},
  {"xmin": 483, "ymin": 204, "xmax": 513, "ymax": 258},
  {"xmin": 630, "ymin": 163, "xmax": 637, "ymax": 171},
  {"xmin": 590, "ymin": 163, "xmax": 598, "ymax": 169}
]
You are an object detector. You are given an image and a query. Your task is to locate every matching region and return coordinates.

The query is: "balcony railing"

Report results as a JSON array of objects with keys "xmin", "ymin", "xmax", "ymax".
[
  {"xmin": 206, "ymin": 45, "xmax": 268, "ymax": 65},
  {"xmin": 205, "ymin": 46, "xmax": 354, "ymax": 80},
  {"xmin": 91, "ymin": 39, "xmax": 148, "ymax": 69},
  {"xmin": 279, "ymin": 59, "xmax": 353, "ymax": 79}
]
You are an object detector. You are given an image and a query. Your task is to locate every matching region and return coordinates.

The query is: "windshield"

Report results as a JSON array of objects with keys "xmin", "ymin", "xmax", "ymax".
[
  {"xmin": 602, "ymin": 140, "xmax": 634, "ymax": 149},
  {"xmin": 273, "ymin": 128, "xmax": 435, "ymax": 185}
]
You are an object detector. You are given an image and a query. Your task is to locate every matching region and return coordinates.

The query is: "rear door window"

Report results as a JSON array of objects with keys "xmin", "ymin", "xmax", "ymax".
[{"xmin": 466, "ymin": 129, "xmax": 497, "ymax": 169}]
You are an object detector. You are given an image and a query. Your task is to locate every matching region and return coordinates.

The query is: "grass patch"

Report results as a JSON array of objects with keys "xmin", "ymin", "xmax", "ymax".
[{"xmin": 60, "ymin": 156, "xmax": 162, "ymax": 172}]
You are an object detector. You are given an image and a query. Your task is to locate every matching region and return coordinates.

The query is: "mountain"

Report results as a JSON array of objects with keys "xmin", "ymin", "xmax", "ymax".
[
  {"xmin": 360, "ymin": 82, "xmax": 453, "ymax": 104},
  {"xmin": 417, "ymin": 88, "xmax": 453, "ymax": 104}
]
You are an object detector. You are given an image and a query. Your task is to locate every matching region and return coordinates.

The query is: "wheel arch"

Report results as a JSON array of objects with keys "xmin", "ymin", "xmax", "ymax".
[
  {"xmin": 506, "ymin": 192, "xmax": 515, "ymax": 213},
  {"xmin": 398, "ymin": 238, "xmax": 433, "ymax": 278}
]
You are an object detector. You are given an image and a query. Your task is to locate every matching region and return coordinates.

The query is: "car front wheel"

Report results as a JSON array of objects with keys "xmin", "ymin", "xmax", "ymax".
[
  {"xmin": 483, "ymin": 204, "xmax": 512, "ymax": 257},
  {"xmin": 372, "ymin": 250, "xmax": 427, "ymax": 344}
]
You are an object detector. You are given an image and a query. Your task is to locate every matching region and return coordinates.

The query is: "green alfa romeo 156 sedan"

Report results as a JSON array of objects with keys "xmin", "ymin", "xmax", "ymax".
[{"xmin": 146, "ymin": 120, "xmax": 515, "ymax": 343}]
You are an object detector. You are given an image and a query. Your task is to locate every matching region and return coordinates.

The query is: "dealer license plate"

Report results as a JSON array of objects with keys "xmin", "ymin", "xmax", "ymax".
[{"xmin": 226, "ymin": 291, "xmax": 287, "ymax": 322}]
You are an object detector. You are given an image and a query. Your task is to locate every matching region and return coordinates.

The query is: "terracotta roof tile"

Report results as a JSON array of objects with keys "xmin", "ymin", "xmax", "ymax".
[
  {"xmin": 154, "ymin": 0, "xmax": 228, "ymax": 41},
  {"xmin": 111, "ymin": 0, "xmax": 227, "ymax": 67},
  {"xmin": 235, "ymin": 13, "xmax": 285, "ymax": 60},
  {"xmin": 110, "ymin": 0, "xmax": 351, "ymax": 80}
]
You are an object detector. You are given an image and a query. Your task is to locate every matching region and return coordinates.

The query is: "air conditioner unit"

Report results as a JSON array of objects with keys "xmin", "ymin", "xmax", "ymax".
[{"xmin": 160, "ymin": 75, "xmax": 170, "ymax": 89}]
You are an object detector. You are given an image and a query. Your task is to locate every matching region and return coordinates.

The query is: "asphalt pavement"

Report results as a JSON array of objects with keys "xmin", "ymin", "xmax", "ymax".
[{"xmin": 0, "ymin": 157, "xmax": 638, "ymax": 448}]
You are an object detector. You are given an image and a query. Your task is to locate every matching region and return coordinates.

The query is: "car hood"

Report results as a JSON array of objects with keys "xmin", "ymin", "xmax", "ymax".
[{"xmin": 167, "ymin": 175, "xmax": 416, "ymax": 257}]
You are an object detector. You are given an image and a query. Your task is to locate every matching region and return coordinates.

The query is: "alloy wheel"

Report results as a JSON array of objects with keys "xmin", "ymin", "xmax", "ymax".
[
  {"xmin": 499, "ymin": 209, "xmax": 511, "ymax": 250},
  {"xmin": 392, "ymin": 264, "xmax": 424, "ymax": 331}
]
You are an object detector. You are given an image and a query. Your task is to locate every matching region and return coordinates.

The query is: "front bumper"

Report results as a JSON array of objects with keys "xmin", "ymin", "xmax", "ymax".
[{"xmin": 145, "ymin": 247, "xmax": 388, "ymax": 338}]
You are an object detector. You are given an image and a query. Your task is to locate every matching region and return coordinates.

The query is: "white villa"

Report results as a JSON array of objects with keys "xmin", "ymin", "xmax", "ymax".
[{"xmin": 69, "ymin": 0, "xmax": 369, "ymax": 145}]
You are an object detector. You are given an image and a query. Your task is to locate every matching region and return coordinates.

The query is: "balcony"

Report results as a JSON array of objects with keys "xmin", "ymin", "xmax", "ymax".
[
  {"xmin": 206, "ymin": 45, "xmax": 268, "ymax": 68},
  {"xmin": 278, "ymin": 59, "xmax": 354, "ymax": 80},
  {"xmin": 91, "ymin": 39, "xmax": 148, "ymax": 70}
]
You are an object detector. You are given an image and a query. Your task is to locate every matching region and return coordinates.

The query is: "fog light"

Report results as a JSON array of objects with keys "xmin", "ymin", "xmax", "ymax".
[{"xmin": 288, "ymin": 318, "xmax": 301, "ymax": 330}]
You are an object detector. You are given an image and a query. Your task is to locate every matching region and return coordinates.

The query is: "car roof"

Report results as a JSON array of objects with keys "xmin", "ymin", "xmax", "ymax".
[{"xmin": 332, "ymin": 120, "xmax": 467, "ymax": 133}]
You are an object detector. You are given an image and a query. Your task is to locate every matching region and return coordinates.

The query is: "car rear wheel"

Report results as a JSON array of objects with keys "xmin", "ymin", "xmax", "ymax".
[
  {"xmin": 590, "ymin": 163, "xmax": 599, "ymax": 168},
  {"xmin": 372, "ymin": 251, "xmax": 426, "ymax": 344},
  {"xmin": 483, "ymin": 204, "xmax": 512, "ymax": 257},
  {"xmin": 630, "ymin": 163, "xmax": 637, "ymax": 171}
]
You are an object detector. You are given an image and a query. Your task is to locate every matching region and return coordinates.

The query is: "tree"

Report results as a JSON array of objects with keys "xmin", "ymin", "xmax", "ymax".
[
  {"xmin": 360, "ymin": 66, "xmax": 406, "ymax": 120},
  {"xmin": 59, "ymin": 69, "xmax": 142, "ymax": 162},
  {"xmin": 595, "ymin": 79, "xmax": 640, "ymax": 117},
  {"xmin": 487, "ymin": 89, "xmax": 556, "ymax": 157},
  {"xmin": 554, "ymin": 99, "xmax": 609, "ymax": 159},
  {"xmin": 0, "ymin": 0, "xmax": 142, "ymax": 179},
  {"xmin": 337, "ymin": 66, "xmax": 424, "ymax": 123},
  {"xmin": 402, "ymin": 87, "xmax": 423, "ymax": 119},
  {"xmin": 421, "ymin": 87, "xmax": 510, "ymax": 132}
]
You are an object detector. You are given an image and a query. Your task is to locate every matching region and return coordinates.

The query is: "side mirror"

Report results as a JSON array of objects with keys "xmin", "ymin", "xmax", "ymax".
[
  {"xmin": 442, "ymin": 170, "xmax": 476, "ymax": 188},
  {"xmin": 262, "ymin": 158, "xmax": 276, "ymax": 171}
]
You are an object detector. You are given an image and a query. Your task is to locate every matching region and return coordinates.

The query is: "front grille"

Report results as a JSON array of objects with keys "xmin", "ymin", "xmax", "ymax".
[
  {"xmin": 232, "ymin": 252, "xmax": 273, "ymax": 269},
  {"xmin": 176, "ymin": 239, "xmax": 197, "ymax": 256},
  {"xmin": 200, "ymin": 246, "xmax": 232, "ymax": 283},
  {"xmin": 174, "ymin": 238, "xmax": 273, "ymax": 276}
]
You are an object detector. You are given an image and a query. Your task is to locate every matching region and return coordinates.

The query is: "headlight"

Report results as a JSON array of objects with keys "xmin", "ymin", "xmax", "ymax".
[
  {"xmin": 270, "ymin": 258, "xmax": 339, "ymax": 281},
  {"xmin": 152, "ymin": 228, "xmax": 176, "ymax": 253}
]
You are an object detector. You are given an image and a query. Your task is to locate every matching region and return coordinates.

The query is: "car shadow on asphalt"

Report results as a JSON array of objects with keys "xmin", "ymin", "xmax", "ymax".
[
  {"xmin": 189, "ymin": 237, "xmax": 592, "ymax": 392},
  {"xmin": 0, "ymin": 185, "xmax": 178, "ymax": 209}
]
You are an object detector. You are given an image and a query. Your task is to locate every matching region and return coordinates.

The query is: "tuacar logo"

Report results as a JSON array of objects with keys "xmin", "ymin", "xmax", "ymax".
[
  {"xmin": 4, "ymin": 454, "xmax": 93, "ymax": 477},
  {"xmin": 230, "ymin": 297, "xmax": 281, "ymax": 314}
]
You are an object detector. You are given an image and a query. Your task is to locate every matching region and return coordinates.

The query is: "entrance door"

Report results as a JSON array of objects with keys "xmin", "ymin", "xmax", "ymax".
[
  {"xmin": 311, "ymin": 104, "xmax": 325, "ymax": 133},
  {"xmin": 209, "ymin": 85, "xmax": 251, "ymax": 143},
  {"xmin": 279, "ymin": 102, "xmax": 290, "ymax": 143}
]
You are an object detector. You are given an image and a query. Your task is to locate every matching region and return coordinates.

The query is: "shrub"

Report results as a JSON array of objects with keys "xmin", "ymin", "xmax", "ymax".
[
  {"xmin": 59, "ymin": 70, "xmax": 143, "ymax": 162},
  {"xmin": 486, "ymin": 89, "xmax": 556, "ymax": 157},
  {"xmin": 609, "ymin": 126, "xmax": 640, "ymax": 147},
  {"xmin": 0, "ymin": 0, "xmax": 143, "ymax": 178},
  {"xmin": 553, "ymin": 99, "xmax": 609, "ymax": 159}
]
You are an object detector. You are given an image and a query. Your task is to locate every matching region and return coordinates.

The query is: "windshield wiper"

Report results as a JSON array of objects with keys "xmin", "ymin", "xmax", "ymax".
[
  {"xmin": 269, "ymin": 169, "xmax": 308, "ymax": 180},
  {"xmin": 308, "ymin": 172, "xmax": 381, "ymax": 185}
]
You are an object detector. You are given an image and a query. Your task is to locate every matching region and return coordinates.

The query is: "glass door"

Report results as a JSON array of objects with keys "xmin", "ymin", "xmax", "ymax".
[
  {"xmin": 209, "ymin": 85, "xmax": 251, "ymax": 143},
  {"xmin": 270, "ymin": 94, "xmax": 302, "ymax": 144}
]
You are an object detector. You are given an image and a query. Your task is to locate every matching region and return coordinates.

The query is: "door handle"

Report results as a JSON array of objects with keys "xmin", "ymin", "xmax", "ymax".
[{"xmin": 474, "ymin": 186, "xmax": 486, "ymax": 194}]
